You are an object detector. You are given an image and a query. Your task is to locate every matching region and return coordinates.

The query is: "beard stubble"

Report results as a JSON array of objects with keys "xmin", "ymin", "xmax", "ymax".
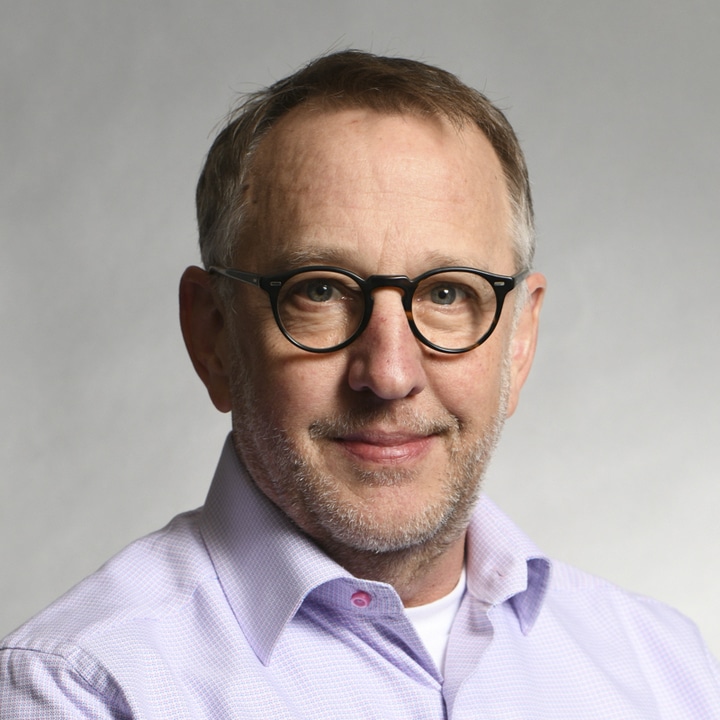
[{"xmin": 228, "ymin": 346, "xmax": 511, "ymax": 567}]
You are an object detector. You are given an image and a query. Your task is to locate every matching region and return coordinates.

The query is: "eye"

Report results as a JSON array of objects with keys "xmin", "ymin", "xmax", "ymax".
[
  {"xmin": 285, "ymin": 274, "xmax": 359, "ymax": 306},
  {"xmin": 429, "ymin": 284, "xmax": 462, "ymax": 305},
  {"xmin": 304, "ymin": 279, "xmax": 339, "ymax": 303}
]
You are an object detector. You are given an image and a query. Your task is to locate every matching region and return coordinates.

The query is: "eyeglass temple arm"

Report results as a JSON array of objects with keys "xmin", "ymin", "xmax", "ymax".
[
  {"xmin": 512, "ymin": 268, "xmax": 531, "ymax": 285},
  {"xmin": 208, "ymin": 266, "xmax": 261, "ymax": 287}
]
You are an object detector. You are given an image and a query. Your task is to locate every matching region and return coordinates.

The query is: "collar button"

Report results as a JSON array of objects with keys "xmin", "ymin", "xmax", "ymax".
[{"xmin": 350, "ymin": 590, "xmax": 372, "ymax": 608}]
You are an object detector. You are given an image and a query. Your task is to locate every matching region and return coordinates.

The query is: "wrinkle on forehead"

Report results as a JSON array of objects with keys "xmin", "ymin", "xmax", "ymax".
[
  {"xmin": 253, "ymin": 109, "xmax": 502, "ymax": 196},
  {"xmin": 239, "ymin": 107, "xmax": 513, "ymax": 272},
  {"xmin": 259, "ymin": 246, "xmax": 498, "ymax": 276}
]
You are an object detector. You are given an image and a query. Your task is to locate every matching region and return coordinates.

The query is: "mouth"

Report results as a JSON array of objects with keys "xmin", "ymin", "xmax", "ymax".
[{"xmin": 332, "ymin": 430, "xmax": 437, "ymax": 465}]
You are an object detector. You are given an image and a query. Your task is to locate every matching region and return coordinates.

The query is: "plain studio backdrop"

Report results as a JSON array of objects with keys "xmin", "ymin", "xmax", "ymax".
[{"xmin": 2, "ymin": 1, "xmax": 719, "ymax": 656}]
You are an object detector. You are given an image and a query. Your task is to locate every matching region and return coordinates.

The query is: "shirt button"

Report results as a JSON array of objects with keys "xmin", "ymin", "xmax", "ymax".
[{"xmin": 350, "ymin": 590, "xmax": 372, "ymax": 608}]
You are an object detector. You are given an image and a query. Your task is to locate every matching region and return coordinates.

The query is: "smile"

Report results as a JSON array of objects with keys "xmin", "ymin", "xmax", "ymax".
[{"xmin": 333, "ymin": 431, "xmax": 436, "ymax": 465}]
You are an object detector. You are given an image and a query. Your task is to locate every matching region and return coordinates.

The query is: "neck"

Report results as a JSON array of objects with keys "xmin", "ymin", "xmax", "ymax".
[{"xmin": 318, "ymin": 532, "xmax": 466, "ymax": 607}]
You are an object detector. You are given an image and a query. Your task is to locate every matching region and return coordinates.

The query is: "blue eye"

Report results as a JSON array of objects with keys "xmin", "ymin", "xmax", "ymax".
[
  {"xmin": 305, "ymin": 281, "xmax": 337, "ymax": 302},
  {"xmin": 429, "ymin": 285, "xmax": 458, "ymax": 305}
]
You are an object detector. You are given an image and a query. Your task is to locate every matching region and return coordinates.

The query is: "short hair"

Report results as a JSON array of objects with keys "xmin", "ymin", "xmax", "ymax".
[{"xmin": 196, "ymin": 50, "xmax": 535, "ymax": 273}]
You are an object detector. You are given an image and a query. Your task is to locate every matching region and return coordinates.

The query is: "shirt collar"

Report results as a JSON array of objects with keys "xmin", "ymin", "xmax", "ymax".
[
  {"xmin": 200, "ymin": 435, "xmax": 551, "ymax": 662},
  {"xmin": 465, "ymin": 495, "xmax": 551, "ymax": 635},
  {"xmin": 199, "ymin": 436, "xmax": 353, "ymax": 664}
]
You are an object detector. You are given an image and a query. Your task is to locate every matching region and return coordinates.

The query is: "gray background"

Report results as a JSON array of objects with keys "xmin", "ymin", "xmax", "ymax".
[{"xmin": 2, "ymin": 1, "xmax": 719, "ymax": 656}]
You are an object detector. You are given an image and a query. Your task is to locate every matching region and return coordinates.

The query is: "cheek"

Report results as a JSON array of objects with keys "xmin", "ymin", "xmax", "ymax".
[
  {"xmin": 249, "ymin": 350, "xmax": 348, "ymax": 426},
  {"xmin": 428, "ymin": 348, "xmax": 509, "ymax": 425}
]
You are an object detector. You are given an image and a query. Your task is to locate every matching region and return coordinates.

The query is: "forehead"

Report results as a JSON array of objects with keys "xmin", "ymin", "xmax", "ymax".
[{"xmin": 241, "ymin": 107, "xmax": 513, "ymax": 273}]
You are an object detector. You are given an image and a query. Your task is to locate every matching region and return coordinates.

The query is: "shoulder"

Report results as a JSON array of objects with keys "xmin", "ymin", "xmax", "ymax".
[
  {"xmin": 548, "ymin": 559, "xmax": 699, "ymax": 628},
  {"xmin": 0, "ymin": 509, "xmax": 240, "ymax": 717},
  {"xmin": 548, "ymin": 559, "xmax": 700, "ymax": 633},
  {"xmin": 544, "ymin": 559, "xmax": 719, "ymax": 674},
  {"xmin": 1, "ymin": 509, "xmax": 216, "ymax": 657}
]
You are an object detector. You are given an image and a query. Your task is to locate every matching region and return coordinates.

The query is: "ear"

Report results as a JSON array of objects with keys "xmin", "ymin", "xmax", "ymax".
[
  {"xmin": 179, "ymin": 266, "xmax": 232, "ymax": 413},
  {"xmin": 505, "ymin": 272, "xmax": 546, "ymax": 418}
]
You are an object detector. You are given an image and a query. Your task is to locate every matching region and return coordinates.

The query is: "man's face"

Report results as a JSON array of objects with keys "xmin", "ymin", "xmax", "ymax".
[{"xmin": 220, "ymin": 108, "xmax": 542, "ymax": 557}]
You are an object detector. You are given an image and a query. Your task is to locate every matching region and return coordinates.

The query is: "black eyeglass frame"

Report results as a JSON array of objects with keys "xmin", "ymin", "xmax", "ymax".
[{"xmin": 209, "ymin": 264, "xmax": 530, "ymax": 354}]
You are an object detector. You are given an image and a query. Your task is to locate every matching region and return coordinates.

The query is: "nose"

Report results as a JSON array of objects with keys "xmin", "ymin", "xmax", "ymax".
[{"xmin": 346, "ymin": 288, "xmax": 428, "ymax": 399}]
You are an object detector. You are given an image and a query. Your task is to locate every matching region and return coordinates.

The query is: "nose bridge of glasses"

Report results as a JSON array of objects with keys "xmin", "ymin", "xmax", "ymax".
[
  {"xmin": 364, "ymin": 274, "xmax": 415, "ymax": 306},
  {"xmin": 359, "ymin": 275, "xmax": 417, "ymax": 339},
  {"xmin": 353, "ymin": 276, "xmax": 423, "ymax": 360}
]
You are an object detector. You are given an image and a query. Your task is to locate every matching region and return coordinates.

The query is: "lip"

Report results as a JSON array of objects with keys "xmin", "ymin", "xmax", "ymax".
[{"xmin": 334, "ymin": 431, "xmax": 436, "ymax": 465}]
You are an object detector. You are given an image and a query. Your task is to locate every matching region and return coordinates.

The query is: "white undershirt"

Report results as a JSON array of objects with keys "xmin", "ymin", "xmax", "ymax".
[{"xmin": 404, "ymin": 568, "xmax": 466, "ymax": 674}]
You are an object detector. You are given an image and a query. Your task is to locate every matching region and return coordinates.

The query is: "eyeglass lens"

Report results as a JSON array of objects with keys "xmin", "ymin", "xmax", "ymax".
[{"xmin": 276, "ymin": 269, "xmax": 499, "ymax": 351}]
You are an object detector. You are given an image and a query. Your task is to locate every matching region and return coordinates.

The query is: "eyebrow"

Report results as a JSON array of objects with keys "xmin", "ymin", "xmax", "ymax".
[
  {"xmin": 269, "ymin": 245, "xmax": 492, "ymax": 274},
  {"xmin": 274, "ymin": 246, "xmax": 351, "ymax": 268}
]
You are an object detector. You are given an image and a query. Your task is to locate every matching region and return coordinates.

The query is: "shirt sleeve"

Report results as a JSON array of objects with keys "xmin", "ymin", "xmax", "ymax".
[{"xmin": 0, "ymin": 647, "xmax": 130, "ymax": 720}]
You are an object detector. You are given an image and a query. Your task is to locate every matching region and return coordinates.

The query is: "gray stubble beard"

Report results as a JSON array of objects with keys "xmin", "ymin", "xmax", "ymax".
[{"xmin": 228, "ymin": 343, "xmax": 511, "ymax": 575}]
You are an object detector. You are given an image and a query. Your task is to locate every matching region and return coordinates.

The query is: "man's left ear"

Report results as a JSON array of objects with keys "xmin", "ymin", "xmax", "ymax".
[
  {"xmin": 505, "ymin": 272, "xmax": 546, "ymax": 418},
  {"xmin": 179, "ymin": 266, "xmax": 233, "ymax": 413}
]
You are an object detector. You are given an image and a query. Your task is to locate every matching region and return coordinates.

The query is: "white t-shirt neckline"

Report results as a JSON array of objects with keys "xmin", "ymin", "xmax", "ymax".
[{"xmin": 404, "ymin": 567, "xmax": 466, "ymax": 674}]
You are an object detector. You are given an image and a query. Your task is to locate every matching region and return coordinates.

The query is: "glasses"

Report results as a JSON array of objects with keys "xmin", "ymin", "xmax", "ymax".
[{"xmin": 210, "ymin": 265, "xmax": 529, "ymax": 354}]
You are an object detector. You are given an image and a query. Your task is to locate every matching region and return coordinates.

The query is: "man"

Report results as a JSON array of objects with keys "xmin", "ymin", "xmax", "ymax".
[{"xmin": 1, "ymin": 50, "xmax": 718, "ymax": 718}]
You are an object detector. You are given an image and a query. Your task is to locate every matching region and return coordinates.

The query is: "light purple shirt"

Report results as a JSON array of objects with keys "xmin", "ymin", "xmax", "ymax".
[{"xmin": 2, "ymin": 436, "xmax": 719, "ymax": 718}]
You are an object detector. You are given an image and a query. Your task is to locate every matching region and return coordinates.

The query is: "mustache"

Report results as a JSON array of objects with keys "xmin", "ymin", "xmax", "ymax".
[{"xmin": 308, "ymin": 406, "xmax": 460, "ymax": 440}]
